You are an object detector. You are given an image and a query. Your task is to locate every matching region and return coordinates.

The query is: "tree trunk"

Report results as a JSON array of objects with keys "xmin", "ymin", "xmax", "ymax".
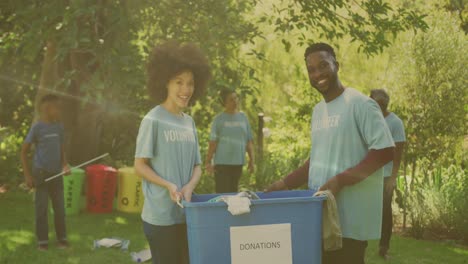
[
  {"xmin": 402, "ymin": 158, "xmax": 408, "ymax": 230},
  {"xmin": 34, "ymin": 41, "xmax": 59, "ymax": 121},
  {"xmin": 66, "ymin": 50, "xmax": 103, "ymax": 164},
  {"xmin": 34, "ymin": 1, "xmax": 110, "ymax": 166},
  {"xmin": 35, "ymin": 46, "xmax": 104, "ymax": 166}
]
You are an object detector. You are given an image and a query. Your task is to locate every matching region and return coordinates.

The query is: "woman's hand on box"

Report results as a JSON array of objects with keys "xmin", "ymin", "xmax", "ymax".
[
  {"xmin": 180, "ymin": 184, "xmax": 195, "ymax": 202},
  {"xmin": 166, "ymin": 182, "xmax": 182, "ymax": 203}
]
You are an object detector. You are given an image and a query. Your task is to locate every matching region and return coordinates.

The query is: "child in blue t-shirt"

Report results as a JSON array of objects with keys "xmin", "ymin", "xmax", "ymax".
[
  {"xmin": 205, "ymin": 88, "xmax": 255, "ymax": 193},
  {"xmin": 20, "ymin": 94, "xmax": 71, "ymax": 251},
  {"xmin": 134, "ymin": 41, "xmax": 211, "ymax": 264}
]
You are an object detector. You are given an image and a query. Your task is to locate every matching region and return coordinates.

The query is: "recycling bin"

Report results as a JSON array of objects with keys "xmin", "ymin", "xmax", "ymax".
[
  {"xmin": 59, "ymin": 168, "xmax": 85, "ymax": 215},
  {"xmin": 85, "ymin": 164, "xmax": 117, "ymax": 213},
  {"xmin": 117, "ymin": 167, "xmax": 144, "ymax": 213}
]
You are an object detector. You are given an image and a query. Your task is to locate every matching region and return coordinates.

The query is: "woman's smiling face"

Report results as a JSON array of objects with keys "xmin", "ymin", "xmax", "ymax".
[{"xmin": 165, "ymin": 70, "xmax": 195, "ymax": 110}]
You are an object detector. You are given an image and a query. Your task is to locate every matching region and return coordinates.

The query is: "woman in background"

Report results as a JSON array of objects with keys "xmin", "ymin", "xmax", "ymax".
[{"xmin": 205, "ymin": 88, "xmax": 255, "ymax": 193}]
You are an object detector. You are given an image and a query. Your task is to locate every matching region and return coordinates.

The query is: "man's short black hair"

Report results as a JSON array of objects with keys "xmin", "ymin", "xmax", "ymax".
[
  {"xmin": 39, "ymin": 94, "xmax": 60, "ymax": 105},
  {"xmin": 304, "ymin": 43, "xmax": 337, "ymax": 60},
  {"xmin": 220, "ymin": 87, "xmax": 236, "ymax": 105}
]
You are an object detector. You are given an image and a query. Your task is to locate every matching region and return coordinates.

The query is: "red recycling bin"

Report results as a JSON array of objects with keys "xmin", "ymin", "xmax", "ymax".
[{"xmin": 85, "ymin": 164, "xmax": 118, "ymax": 213}]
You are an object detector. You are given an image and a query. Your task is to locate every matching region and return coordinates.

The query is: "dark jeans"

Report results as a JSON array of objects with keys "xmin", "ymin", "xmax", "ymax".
[
  {"xmin": 33, "ymin": 169, "xmax": 67, "ymax": 246},
  {"xmin": 380, "ymin": 177, "xmax": 394, "ymax": 251},
  {"xmin": 214, "ymin": 165, "xmax": 243, "ymax": 193},
  {"xmin": 143, "ymin": 221, "xmax": 189, "ymax": 264},
  {"xmin": 322, "ymin": 238, "xmax": 368, "ymax": 264}
]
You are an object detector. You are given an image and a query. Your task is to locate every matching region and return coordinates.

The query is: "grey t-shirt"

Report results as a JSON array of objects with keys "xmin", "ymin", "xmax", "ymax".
[
  {"xmin": 210, "ymin": 112, "xmax": 253, "ymax": 165},
  {"xmin": 308, "ymin": 88, "xmax": 394, "ymax": 240},
  {"xmin": 135, "ymin": 105, "xmax": 201, "ymax": 226},
  {"xmin": 383, "ymin": 112, "xmax": 406, "ymax": 177}
]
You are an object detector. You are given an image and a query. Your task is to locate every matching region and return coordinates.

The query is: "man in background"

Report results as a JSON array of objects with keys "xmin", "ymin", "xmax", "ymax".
[{"xmin": 370, "ymin": 89, "xmax": 406, "ymax": 260}]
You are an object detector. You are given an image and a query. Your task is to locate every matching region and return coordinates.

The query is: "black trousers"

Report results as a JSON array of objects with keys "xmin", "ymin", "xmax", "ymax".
[
  {"xmin": 33, "ymin": 168, "xmax": 67, "ymax": 246},
  {"xmin": 322, "ymin": 238, "xmax": 368, "ymax": 264},
  {"xmin": 380, "ymin": 177, "xmax": 394, "ymax": 251},
  {"xmin": 214, "ymin": 165, "xmax": 243, "ymax": 193},
  {"xmin": 143, "ymin": 222, "xmax": 189, "ymax": 264}
]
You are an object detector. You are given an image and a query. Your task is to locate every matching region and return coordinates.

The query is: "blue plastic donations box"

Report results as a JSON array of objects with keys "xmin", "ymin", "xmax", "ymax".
[{"xmin": 183, "ymin": 190, "xmax": 325, "ymax": 264}]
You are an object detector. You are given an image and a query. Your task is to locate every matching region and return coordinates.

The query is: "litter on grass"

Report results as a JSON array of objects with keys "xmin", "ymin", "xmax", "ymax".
[
  {"xmin": 131, "ymin": 248, "xmax": 152, "ymax": 263},
  {"xmin": 93, "ymin": 237, "xmax": 130, "ymax": 251}
]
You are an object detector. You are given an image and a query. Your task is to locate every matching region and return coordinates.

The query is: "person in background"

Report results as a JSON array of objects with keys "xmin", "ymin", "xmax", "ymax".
[
  {"xmin": 370, "ymin": 89, "xmax": 406, "ymax": 260},
  {"xmin": 20, "ymin": 94, "xmax": 71, "ymax": 251},
  {"xmin": 265, "ymin": 43, "xmax": 394, "ymax": 264},
  {"xmin": 134, "ymin": 40, "xmax": 211, "ymax": 264},
  {"xmin": 205, "ymin": 88, "xmax": 255, "ymax": 193}
]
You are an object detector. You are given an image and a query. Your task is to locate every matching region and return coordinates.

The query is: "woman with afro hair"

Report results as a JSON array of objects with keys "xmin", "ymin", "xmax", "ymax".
[{"xmin": 134, "ymin": 40, "xmax": 211, "ymax": 264}]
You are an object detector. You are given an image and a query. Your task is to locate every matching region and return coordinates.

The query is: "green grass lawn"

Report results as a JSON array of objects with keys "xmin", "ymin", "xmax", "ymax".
[{"xmin": 1, "ymin": 190, "xmax": 467, "ymax": 264}]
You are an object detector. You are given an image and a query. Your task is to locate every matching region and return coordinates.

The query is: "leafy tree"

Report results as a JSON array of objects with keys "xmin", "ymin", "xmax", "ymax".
[
  {"xmin": 388, "ymin": 10, "xmax": 467, "ymax": 168},
  {"xmin": 260, "ymin": 0, "xmax": 428, "ymax": 55},
  {"xmin": 441, "ymin": 0, "xmax": 468, "ymax": 33},
  {"xmin": 0, "ymin": 0, "xmax": 428, "ymax": 182},
  {"xmin": 1, "ymin": 0, "xmax": 261, "ymax": 167}
]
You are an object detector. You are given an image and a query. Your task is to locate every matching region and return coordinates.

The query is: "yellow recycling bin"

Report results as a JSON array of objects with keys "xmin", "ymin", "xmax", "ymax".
[{"xmin": 117, "ymin": 167, "xmax": 144, "ymax": 213}]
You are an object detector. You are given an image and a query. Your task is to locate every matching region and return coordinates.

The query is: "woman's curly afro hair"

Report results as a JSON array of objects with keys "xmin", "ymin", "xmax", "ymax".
[{"xmin": 147, "ymin": 40, "xmax": 211, "ymax": 104}]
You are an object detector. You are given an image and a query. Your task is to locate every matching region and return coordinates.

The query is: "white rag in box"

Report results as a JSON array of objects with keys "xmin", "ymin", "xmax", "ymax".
[
  {"xmin": 207, "ymin": 191, "xmax": 259, "ymax": 216},
  {"xmin": 222, "ymin": 196, "xmax": 252, "ymax": 215}
]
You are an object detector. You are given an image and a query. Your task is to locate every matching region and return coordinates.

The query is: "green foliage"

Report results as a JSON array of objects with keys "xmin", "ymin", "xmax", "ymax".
[
  {"xmin": 387, "ymin": 10, "xmax": 467, "ymax": 166},
  {"xmin": 0, "ymin": 128, "xmax": 26, "ymax": 184},
  {"xmin": 261, "ymin": 0, "xmax": 428, "ymax": 55},
  {"xmin": 440, "ymin": 0, "xmax": 468, "ymax": 32},
  {"xmin": 0, "ymin": 80, "xmax": 35, "ymax": 184},
  {"xmin": 396, "ymin": 160, "xmax": 468, "ymax": 242}
]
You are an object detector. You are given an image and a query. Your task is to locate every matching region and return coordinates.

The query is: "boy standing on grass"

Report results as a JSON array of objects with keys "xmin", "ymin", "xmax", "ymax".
[{"xmin": 20, "ymin": 94, "xmax": 71, "ymax": 251}]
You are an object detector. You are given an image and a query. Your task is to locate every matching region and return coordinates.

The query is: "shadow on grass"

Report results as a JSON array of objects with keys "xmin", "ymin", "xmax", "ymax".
[{"xmin": 0, "ymin": 191, "xmax": 148, "ymax": 263}]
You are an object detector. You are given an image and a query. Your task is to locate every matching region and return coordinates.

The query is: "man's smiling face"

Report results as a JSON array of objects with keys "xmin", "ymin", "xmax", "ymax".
[{"xmin": 305, "ymin": 51, "xmax": 339, "ymax": 95}]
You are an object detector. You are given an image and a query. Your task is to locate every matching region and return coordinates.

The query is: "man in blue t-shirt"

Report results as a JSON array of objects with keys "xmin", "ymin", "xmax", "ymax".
[
  {"xmin": 370, "ymin": 89, "xmax": 406, "ymax": 259},
  {"xmin": 266, "ymin": 43, "xmax": 394, "ymax": 264},
  {"xmin": 21, "ymin": 94, "xmax": 71, "ymax": 251}
]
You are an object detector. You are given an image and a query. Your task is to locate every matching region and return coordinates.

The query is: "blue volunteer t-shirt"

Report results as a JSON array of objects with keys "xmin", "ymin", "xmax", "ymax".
[
  {"xmin": 308, "ymin": 88, "xmax": 394, "ymax": 241},
  {"xmin": 24, "ymin": 121, "xmax": 64, "ymax": 173},
  {"xmin": 383, "ymin": 112, "xmax": 406, "ymax": 177},
  {"xmin": 210, "ymin": 112, "xmax": 253, "ymax": 165},
  {"xmin": 135, "ymin": 105, "xmax": 201, "ymax": 226}
]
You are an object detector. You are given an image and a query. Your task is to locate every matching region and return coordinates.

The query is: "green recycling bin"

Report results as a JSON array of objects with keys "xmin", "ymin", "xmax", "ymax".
[{"xmin": 63, "ymin": 168, "xmax": 85, "ymax": 215}]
